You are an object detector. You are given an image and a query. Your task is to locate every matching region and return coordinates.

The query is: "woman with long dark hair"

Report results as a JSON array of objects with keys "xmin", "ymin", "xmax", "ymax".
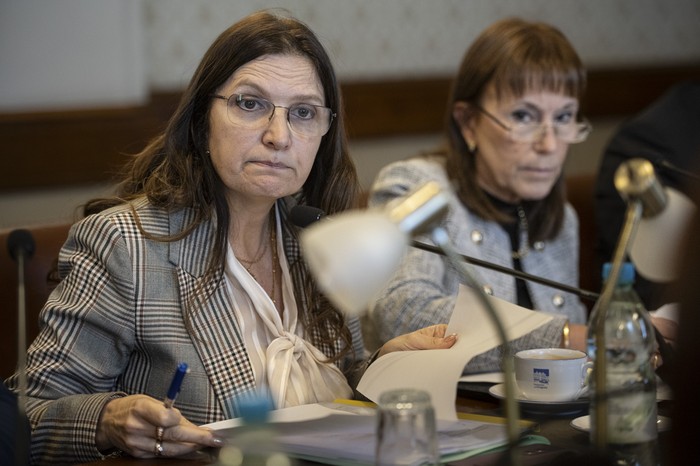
[{"xmin": 5, "ymin": 11, "xmax": 455, "ymax": 463}]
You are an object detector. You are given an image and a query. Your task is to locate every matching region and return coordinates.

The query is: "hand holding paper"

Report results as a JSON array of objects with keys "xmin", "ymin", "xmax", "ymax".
[{"xmin": 357, "ymin": 284, "xmax": 553, "ymax": 420}]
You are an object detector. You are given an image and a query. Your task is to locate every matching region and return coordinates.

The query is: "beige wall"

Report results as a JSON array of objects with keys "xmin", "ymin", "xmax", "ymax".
[{"xmin": 5, "ymin": 0, "xmax": 699, "ymax": 112}]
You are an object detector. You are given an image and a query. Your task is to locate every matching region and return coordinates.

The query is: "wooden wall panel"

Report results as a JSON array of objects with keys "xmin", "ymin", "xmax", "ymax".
[
  {"xmin": 2, "ymin": 108, "xmax": 160, "ymax": 189},
  {"xmin": 1, "ymin": 65, "xmax": 699, "ymax": 192}
]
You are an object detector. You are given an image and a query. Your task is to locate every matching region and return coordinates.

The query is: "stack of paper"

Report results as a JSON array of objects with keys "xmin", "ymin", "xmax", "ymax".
[{"xmin": 207, "ymin": 401, "xmax": 523, "ymax": 466}]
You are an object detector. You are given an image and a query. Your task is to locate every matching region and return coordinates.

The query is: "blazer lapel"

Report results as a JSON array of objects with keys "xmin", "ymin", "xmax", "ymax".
[{"xmin": 168, "ymin": 210, "xmax": 256, "ymax": 418}]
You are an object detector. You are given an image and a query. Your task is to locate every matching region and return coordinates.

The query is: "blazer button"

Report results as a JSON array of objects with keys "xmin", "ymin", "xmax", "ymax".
[
  {"xmin": 552, "ymin": 294, "xmax": 565, "ymax": 307},
  {"xmin": 482, "ymin": 284, "xmax": 493, "ymax": 295},
  {"xmin": 470, "ymin": 230, "xmax": 483, "ymax": 245}
]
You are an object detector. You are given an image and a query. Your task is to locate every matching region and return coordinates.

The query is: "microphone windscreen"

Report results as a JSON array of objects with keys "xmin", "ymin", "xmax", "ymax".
[
  {"xmin": 7, "ymin": 229, "xmax": 35, "ymax": 261},
  {"xmin": 290, "ymin": 205, "xmax": 325, "ymax": 228}
]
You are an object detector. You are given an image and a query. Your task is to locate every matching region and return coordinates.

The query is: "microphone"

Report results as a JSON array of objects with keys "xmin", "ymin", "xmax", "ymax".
[
  {"xmin": 592, "ymin": 158, "xmax": 676, "ymax": 448},
  {"xmin": 8, "ymin": 229, "xmax": 35, "ymax": 262},
  {"xmin": 291, "ymin": 205, "xmax": 600, "ymax": 302},
  {"xmin": 7, "ymin": 229, "xmax": 34, "ymax": 466},
  {"xmin": 410, "ymin": 241, "xmax": 599, "ymax": 302},
  {"xmin": 290, "ymin": 205, "xmax": 325, "ymax": 228},
  {"xmin": 615, "ymin": 158, "xmax": 696, "ymax": 283},
  {"xmin": 614, "ymin": 157, "xmax": 679, "ymax": 373},
  {"xmin": 297, "ymin": 185, "xmax": 523, "ymax": 460}
]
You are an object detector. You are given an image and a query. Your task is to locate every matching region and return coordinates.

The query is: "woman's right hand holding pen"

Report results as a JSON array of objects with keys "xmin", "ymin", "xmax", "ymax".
[{"xmin": 96, "ymin": 394, "xmax": 224, "ymax": 458}]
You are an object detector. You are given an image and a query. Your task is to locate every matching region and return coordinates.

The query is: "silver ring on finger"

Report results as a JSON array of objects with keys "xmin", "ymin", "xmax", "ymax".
[
  {"xmin": 154, "ymin": 440, "xmax": 164, "ymax": 457},
  {"xmin": 156, "ymin": 426, "xmax": 164, "ymax": 442}
]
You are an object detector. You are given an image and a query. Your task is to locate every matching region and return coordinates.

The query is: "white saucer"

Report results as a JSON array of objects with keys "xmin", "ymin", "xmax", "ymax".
[
  {"xmin": 488, "ymin": 383, "xmax": 589, "ymax": 417},
  {"xmin": 488, "ymin": 383, "xmax": 588, "ymax": 405},
  {"xmin": 570, "ymin": 414, "xmax": 672, "ymax": 433}
]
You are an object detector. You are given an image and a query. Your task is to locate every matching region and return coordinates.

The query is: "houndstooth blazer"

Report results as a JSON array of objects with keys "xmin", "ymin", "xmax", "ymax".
[{"xmin": 7, "ymin": 196, "xmax": 364, "ymax": 464}]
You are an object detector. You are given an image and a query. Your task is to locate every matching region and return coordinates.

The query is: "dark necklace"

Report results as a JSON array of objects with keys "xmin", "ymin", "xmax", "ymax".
[{"xmin": 511, "ymin": 205, "xmax": 530, "ymax": 259}]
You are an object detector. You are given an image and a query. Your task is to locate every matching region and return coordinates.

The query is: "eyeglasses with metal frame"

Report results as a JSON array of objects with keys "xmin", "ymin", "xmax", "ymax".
[
  {"xmin": 212, "ymin": 93, "xmax": 336, "ymax": 137},
  {"xmin": 473, "ymin": 104, "xmax": 592, "ymax": 144}
]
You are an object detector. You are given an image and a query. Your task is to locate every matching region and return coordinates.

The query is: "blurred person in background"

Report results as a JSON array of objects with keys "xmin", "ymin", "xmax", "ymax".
[{"xmin": 595, "ymin": 80, "xmax": 700, "ymax": 310}]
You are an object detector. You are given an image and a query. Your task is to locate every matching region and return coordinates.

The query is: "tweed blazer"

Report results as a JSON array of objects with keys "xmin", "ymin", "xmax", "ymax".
[
  {"xmin": 9, "ymin": 196, "xmax": 364, "ymax": 464},
  {"xmin": 368, "ymin": 157, "xmax": 587, "ymax": 371}
]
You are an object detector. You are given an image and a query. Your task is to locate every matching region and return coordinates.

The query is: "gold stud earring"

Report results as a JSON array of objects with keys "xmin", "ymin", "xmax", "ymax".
[{"xmin": 467, "ymin": 141, "xmax": 476, "ymax": 153}]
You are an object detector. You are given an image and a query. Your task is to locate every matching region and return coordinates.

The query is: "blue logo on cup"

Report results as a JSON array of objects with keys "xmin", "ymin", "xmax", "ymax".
[{"xmin": 533, "ymin": 368, "xmax": 550, "ymax": 389}]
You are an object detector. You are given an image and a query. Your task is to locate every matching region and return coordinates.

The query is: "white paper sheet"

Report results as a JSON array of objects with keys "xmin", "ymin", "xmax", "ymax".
[
  {"xmin": 356, "ymin": 284, "xmax": 553, "ymax": 420},
  {"xmin": 459, "ymin": 372, "xmax": 504, "ymax": 384}
]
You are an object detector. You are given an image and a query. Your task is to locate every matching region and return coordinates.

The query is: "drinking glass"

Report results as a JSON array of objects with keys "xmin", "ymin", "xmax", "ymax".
[{"xmin": 375, "ymin": 388, "xmax": 439, "ymax": 466}]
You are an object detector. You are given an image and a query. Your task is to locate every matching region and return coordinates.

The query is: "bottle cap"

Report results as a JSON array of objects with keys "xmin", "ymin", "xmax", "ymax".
[
  {"xmin": 602, "ymin": 262, "xmax": 635, "ymax": 285},
  {"xmin": 238, "ymin": 392, "xmax": 274, "ymax": 424}
]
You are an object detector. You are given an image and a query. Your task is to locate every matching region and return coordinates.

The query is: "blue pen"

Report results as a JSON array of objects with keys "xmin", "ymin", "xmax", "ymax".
[{"xmin": 164, "ymin": 362, "xmax": 188, "ymax": 408}]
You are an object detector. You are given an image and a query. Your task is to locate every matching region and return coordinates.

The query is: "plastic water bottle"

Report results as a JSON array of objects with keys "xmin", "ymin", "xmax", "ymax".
[
  {"xmin": 216, "ymin": 394, "xmax": 294, "ymax": 466},
  {"xmin": 587, "ymin": 262, "xmax": 659, "ymax": 466}
]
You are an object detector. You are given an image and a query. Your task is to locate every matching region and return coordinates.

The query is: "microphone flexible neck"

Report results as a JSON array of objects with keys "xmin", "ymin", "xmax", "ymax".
[{"xmin": 411, "ymin": 240, "xmax": 600, "ymax": 302}]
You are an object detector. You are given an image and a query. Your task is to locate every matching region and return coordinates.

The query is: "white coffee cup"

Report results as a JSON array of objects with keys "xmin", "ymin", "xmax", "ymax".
[{"xmin": 514, "ymin": 348, "xmax": 592, "ymax": 402}]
